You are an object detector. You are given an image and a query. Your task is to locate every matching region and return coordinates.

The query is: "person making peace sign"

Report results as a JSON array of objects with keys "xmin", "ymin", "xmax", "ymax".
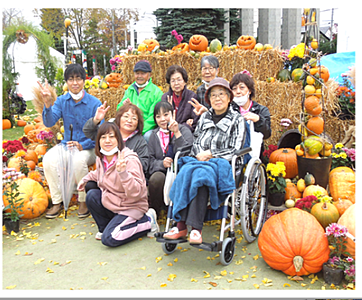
[{"xmin": 77, "ymin": 122, "xmax": 158, "ymax": 247}]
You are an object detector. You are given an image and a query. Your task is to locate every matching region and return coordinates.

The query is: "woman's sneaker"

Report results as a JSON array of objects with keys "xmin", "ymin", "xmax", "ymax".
[
  {"xmin": 95, "ymin": 232, "xmax": 103, "ymax": 240},
  {"xmin": 146, "ymin": 208, "xmax": 159, "ymax": 237}
]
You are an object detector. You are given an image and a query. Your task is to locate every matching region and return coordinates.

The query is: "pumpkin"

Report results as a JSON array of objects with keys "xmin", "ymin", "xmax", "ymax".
[
  {"xmin": 302, "ymin": 184, "xmax": 328, "ymax": 198},
  {"xmin": 310, "ymin": 66, "xmax": 330, "ymax": 83},
  {"xmin": 236, "ymin": 35, "xmax": 256, "ymax": 50},
  {"xmin": 296, "ymin": 178, "xmax": 306, "ymax": 192},
  {"xmin": 310, "ymin": 202, "xmax": 339, "ymax": 229},
  {"xmin": 189, "ymin": 35, "xmax": 208, "ymax": 52},
  {"xmin": 172, "ymin": 43, "xmax": 189, "ymax": 53},
  {"xmin": 3, "ymin": 119, "xmax": 12, "ymax": 130},
  {"xmin": 306, "ymin": 116, "xmax": 324, "ymax": 135},
  {"xmin": 333, "ymin": 199, "xmax": 353, "ymax": 216},
  {"xmin": 304, "ymin": 172, "xmax": 315, "ymax": 186},
  {"xmin": 329, "ymin": 166, "xmax": 355, "ymax": 203},
  {"xmin": 258, "ymin": 208, "xmax": 330, "ymax": 276},
  {"xmin": 338, "ymin": 204, "xmax": 355, "ymax": 259},
  {"xmin": 24, "ymin": 123, "xmax": 36, "ymax": 135},
  {"xmin": 28, "ymin": 170, "xmax": 43, "ymax": 183},
  {"xmin": 23, "ymin": 149, "xmax": 38, "ymax": 164},
  {"xmin": 277, "ymin": 68, "xmax": 291, "ymax": 82},
  {"xmin": 291, "ymin": 68, "xmax": 304, "ymax": 82},
  {"xmin": 143, "ymin": 39, "xmax": 159, "ymax": 52},
  {"xmin": 27, "ymin": 129, "xmax": 42, "ymax": 143},
  {"xmin": 105, "ymin": 73, "xmax": 122, "ymax": 88},
  {"xmin": 35, "ymin": 145, "xmax": 47, "ymax": 156},
  {"xmin": 285, "ymin": 199, "xmax": 295, "ymax": 208},
  {"xmin": 33, "ymin": 116, "xmax": 42, "ymax": 123},
  {"xmin": 269, "ymin": 148, "xmax": 298, "ymax": 179},
  {"xmin": 284, "ymin": 182, "xmax": 302, "ymax": 200},
  {"xmin": 304, "ymin": 136, "xmax": 323, "ymax": 155},
  {"xmin": 3, "ymin": 178, "xmax": 48, "ymax": 219},
  {"xmin": 7, "ymin": 157, "xmax": 25, "ymax": 172},
  {"xmin": 209, "ymin": 39, "xmax": 222, "ymax": 53},
  {"xmin": 26, "ymin": 160, "xmax": 36, "ymax": 170},
  {"xmin": 304, "ymin": 96, "xmax": 322, "ymax": 116},
  {"xmin": 17, "ymin": 120, "xmax": 27, "ymax": 127}
]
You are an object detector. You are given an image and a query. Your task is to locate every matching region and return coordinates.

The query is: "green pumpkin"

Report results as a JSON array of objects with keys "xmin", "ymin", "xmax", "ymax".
[
  {"xmin": 311, "ymin": 202, "xmax": 340, "ymax": 229},
  {"xmin": 291, "ymin": 68, "xmax": 305, "ymax": 82},
  {"xmin": 304, "ymin": 172, "xmax": 316, "ymax": 186},
  {"xmin": 277, "ymin": 69, "xmax": 291, "ymax": 82},
  {"xmin": 304, "ymin": 136, "xmax": 323, "ymax": 155},
  {"xmin": 209, "ymin": 39, "xmax": 222, "ymax": 53}
]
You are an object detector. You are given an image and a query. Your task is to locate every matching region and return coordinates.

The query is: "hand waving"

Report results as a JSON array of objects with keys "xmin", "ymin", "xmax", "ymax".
[
  {"xmin": 116, "ymin": 150, "xmax": 127, "ymax": 172},
  {"xmin": 189, "ymin": 98, "xmax": 208, "ymax": 116},
  {"xmin": 94, "ymin": 101, "xmax": 110, "ymax": 124},
  {"xmin": 37, "ymin": 79, "xmax": 52, "ymax": 108}
]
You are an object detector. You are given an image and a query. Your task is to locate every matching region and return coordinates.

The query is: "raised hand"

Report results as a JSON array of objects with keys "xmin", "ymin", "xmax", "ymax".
[
  {"xmin": 189, "ymin": 98, "xmax": 208, "ymax": 116},
  {"xmin": 123, "ymin": 98, "xmax": 131, "ymax": 105},
  {"xmin": 94, "ymin": 101, "xmax": 110, "ymax": 124},
  {"xmin": 167, "ymin": 95, "xmax": 173, "ymax": 106},
  {"xmin": 167, "ymin": 110, "xmax": 180, "ymax": 136},
  {"xmin": 37, "ymin": 79, "xmax": 52, "ymax": 108},
  {"xmin": 116, "ymin": 150, "xmax": 127, "ymax": 172}
]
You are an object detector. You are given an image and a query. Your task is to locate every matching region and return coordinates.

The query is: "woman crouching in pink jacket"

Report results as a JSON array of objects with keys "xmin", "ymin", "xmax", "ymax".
[{"xmin": 77, "ymin": 122, "xmax": 159, "ymax": 247}]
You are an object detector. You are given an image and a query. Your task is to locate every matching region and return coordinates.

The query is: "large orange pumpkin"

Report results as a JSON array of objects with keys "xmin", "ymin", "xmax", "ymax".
[
  {"xmin": 258, "ymin": 208, "xmax": 330, "ymax": 276},
  {"xmin": 189, "ymin": 35, "xmax": 208, "ymax": 52},
  {"xmin": 329, "ymin": 166, "xmax": 355, "ymax": 203},
  {"xmin": 236, "ymin": 35, "xmax": 257, "ymax": 50},
  {"xmin": 172, "ymin": 43, "xmax": 189, "ymax": 53},
  {"xmin": 338, "ymin": 204, "xmax": 355, "ymax": 259},
  {"xmin": 269, "ymin": 148, "xmax": 298, "ymax": 179},
  {"xmin": 3, "ymin": 178, "xmax": 48, "ymax": 219},
  {"xmin": 3, "ymin": 119, "xmax": 12, "ymax": 130},
  {"xmin": 143, "ymin": 39, "xmax": 160, "ymax": 52},
  {"xmin": 310, "ymin": 202, "xmax": 340, "ymax": 229}
]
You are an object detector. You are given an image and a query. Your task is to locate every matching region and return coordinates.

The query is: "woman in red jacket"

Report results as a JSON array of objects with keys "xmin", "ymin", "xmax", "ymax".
[{"xmin": 77, "ymin": 122, "xmax": 159, "ymax": 247}]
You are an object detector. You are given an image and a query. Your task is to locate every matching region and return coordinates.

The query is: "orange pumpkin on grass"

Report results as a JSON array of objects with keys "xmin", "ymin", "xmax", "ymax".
[
  {"xmin": 3, "ymin": 178, "xmax": 48, "ymax": 219},
  {"xmin": 24, "ymin": 124, "xmax": 36, "ymax": 135},
  {"xmin": 17, "ymin": 120, "xmax": 27, "ymax": 127},
  {"xmin": 3, "ymin": 119, "xmax": 12, "ymax": 130},
  {"xmin": 258, "ymin": 208, "xmax": 330, "ymax": 276},
  {"xmin": 189, "ymin": 35, "xmax": 208, "ymax": 52}
]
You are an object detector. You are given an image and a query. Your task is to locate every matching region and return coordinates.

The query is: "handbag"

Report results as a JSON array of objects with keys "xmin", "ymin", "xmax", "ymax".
[
  {"xmin": 163, "ymin": 163, "xmax": 176, "ymax": 205},
  {"xmin": 248, "ymin": 120, "xmax": 264, "ymax": 158}
]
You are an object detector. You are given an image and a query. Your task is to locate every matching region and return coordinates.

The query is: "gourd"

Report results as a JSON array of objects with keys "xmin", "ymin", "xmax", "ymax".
[
  {"xmin": 284, "ymin": 182, "xmax": 302, "ymax": 201},
  {"xmin": 304, "ymin": 96, "xmax": 322, "ymax": 116},
  {"xmin": 333, "ymin": 199, "xmax": 353, "ymax": 216},
  {"xmin": 285, "ymin": 199, "xmax": 295, "ymax": 208},
  {"xmin": 277, "ymin": 69, "xmax": 291, "ymax": 82},
  {"xmin": 236, "ymin": 35, "xmax": 256, "ymax": 50},
  {"xmin": 3, "ymin": 119, "xmax": 12, "ymax": 130},
  {"xmin": 172, "ymin": 43, "xmax": 189, "ymax": 53},
  {"xmin": 303, "ymin": 136, "xmax": 323, "ymax": 156},
  {"xmin": 209, "ymin": 39, "xmax": 222, "ymax": 53},
  {"xmin": 329, "ymin": 166, "xmax": 355, "ymax": 203},
  {"xmin": 258, "ymin": 208, "xmax": 330, "ymax": 276},
  {"xmin": 291, "ymin": 68, "xmax": 304, "ymax": 82},
  {"xmin": 269, "ymin": 148, "xmax": 298, "ymax": 179},
  {"xmin": 3, "ymin": 178, "xmax": 48, "ymax": 219},
  {"xmin": 310, "ymin": 66, "xmax": 330, "ymax": 83},
  {"xmin": 142, "ymin": 39, "xmax": 159, "ymax": 52},
  {"xmin": 306, "ymin": 116, "xmax": 324, "ymax": 135},
  {"xmin": 338, "ymin": 204, "xmax": 355, "ymax": 259},
  {"xmin": 296, "ymin": 178, "xmax": 306, "ymax": 192},
  {"xmin": 302, "ymin": 184, "xmax": 327, "ymax": 198},
  {"xmin": 310, "ymin": 202, "xmax": 339, "ymax": 229},
  {"xmin": 189, "ymin": 35, "xmax": 208, "ymax": 52},
  {"xmin": 304, "ymin": 172, "xmax": 315, "ymax": 186}
]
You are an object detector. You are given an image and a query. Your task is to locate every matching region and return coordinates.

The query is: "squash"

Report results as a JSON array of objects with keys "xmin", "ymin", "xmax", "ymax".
[
  {"xmin": 329, "ymin": 166, "xmax": 355, "ymax": 203},
  {"xmin": 306, "ymin": 116, "xmax": 324, "ymax": 135},
  {"xmin": 285, "ymin": 199, "xmax": 295, "ymax": 208},
  {"xmin": 304, "ymin": 172, "xmax": 315, "ymax": 186},
  {"xmin": 258, "ymin": 208, "xmax": 330, "ymax": 276},
  {"xmin": 304, "ymin": 96, "xmax": 322, "ymax": 116},
  {"xmin": 284, "ymin": 182, "xmax": 302, "ymax": 200},
  {"xmin": 189, "ymin": 35, "xmax": 208, "ymax": 52},
  {"xmin": 333, "ymin": 199, "xmax": 353, "ymax": 217},
  {"xmin": 3, "ymin": 178, "xmax": 48, "ymax": 219},
  {"xmin": 172, "ymin": 43, "xmax": 189, "ymax": 53},
  {"xmin": 302, "ymin": 184, "xmax": 328, "ymax": 198},
  {"xmin": 236, "ymin": 35, "xmax": 256, "ymax": 50},
  {"xmin": 24, "ymin": 123, "xmax": 36, "ymax": 135},
  {"xmin": 277, "ymin": 69, "xmax": 291, "ymax": 82},
  {"xmin": 35, "ymin": 145, "xmax": 47, "ymax": 156},
  {"xmin": 142, "ymin": 39, "xmax": 159, "ymax": 52},
  {"xmin": 338, "ymin": 204, "xmax": 355, "ymax": 259},
  {"xmin": 310, "ymin": 65, "xmax": 330, "ymax": 83},
  {"xmin": 310, "ymin": 202, "xmax": 339, "ymax": 229},
  {"xmin": 3, "ymin": 119, "xmax": 12, "ymax": 130},
  {"xmin": 17, "ymin": 120, "xmax": 27, "ymax": 127},
  {"xmin": 269, "ymin": 148, "xmax": 298, "ymax": 179},
  {"xmin": 7, "ymin": 157, "xmax": 25, "ymax": 172},
  {"xmin": 304, "ymin": 136, "xmax": 323, "ymax": 156},
  {"xmin": 296, "ymin": 178, "xmax": 306, "ymax": 192},
  {"xmin": 209, "ymin": 39, "xmax": 222, "ymax": 53},
  {"xmin": 23, "ymin": 149, "xmax": 38, "ymax": 164},
  {"xmin": 33, "ymin": 116, "xmax": 42, "ymax": 123},
  {"xmin": 291, "ymin": 68, "xmax": 304, "ymax": 82},
  {"xmin": 26, "ymin": 160, "xmax": 36, "ymax": 170}
]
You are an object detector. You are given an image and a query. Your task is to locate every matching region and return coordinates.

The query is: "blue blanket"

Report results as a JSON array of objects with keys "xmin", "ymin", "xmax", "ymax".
[{"xmin": 169, "ymin": 156, "xmax": 235, "ymax": 222}]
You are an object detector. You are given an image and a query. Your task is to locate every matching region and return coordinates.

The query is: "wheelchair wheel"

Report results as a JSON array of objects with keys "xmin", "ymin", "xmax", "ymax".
[
  {"xmin": 220, "ymin": 237, "xmax": 235, "ymax": 266},
  {"xmin": 162, "ymin": 242, "xmax": 177, "ymax": 255},
  {"xmin": 239, "ymin": 158, "xmax": 268, "ymax": 243}
]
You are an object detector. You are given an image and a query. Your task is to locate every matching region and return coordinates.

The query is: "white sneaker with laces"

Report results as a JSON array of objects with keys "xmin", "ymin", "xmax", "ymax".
[
  {"xmin": 146, "ymin": 208, "xmax": 159, "ymax": 237},
  {"xmin": 95, "ymin": 232, "xmax": 103, "ymax": 240}
]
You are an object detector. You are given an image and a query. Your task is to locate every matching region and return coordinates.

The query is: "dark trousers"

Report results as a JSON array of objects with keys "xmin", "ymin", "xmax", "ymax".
[
  {"xmin": 86, "ymin": 189, "xmax": 150, "ymax": 247},
  {"xmin": 178, "ymin": 185, "xmax": 209, "ymax": 230},
  {"xmin": 148, "ymin": 171, "xmax": 166, "ymax": 215}
]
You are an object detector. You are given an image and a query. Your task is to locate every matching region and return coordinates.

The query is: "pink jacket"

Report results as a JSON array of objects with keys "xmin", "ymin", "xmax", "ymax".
[{"xmin": 81, "ymin": 147, "xmax": 148, "ymax": 220}]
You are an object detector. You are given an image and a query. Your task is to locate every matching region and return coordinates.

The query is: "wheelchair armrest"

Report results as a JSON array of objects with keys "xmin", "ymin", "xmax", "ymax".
[
  {"xmin": 234, "ymin": 147, "xmax": 252, "ymax": 157},
  {"xmin": 176, "ymin": 145, "xmax": 192, "ymax": 157}
]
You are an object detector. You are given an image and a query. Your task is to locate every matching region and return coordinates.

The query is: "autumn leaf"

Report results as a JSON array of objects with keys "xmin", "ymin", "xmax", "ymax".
[
  {"xmin": 290, "ymin": 275, "xmax": 304, "ymax": 281},
  {"xmin": 251, "ymin": 274, "xmax": 256, "ymax": 278},
  {"xmin": 5, "ymin": 285, "xmax": 16, "ymax": 289},
  {"xmin": 167, "ymin": 273, "xmax": 177, "ymax": 282},
  {"xmin": 160, "ymin": 283, "xmax": 167, "ymax": 287},
  {"xmin": 34, "ymin": 258, "xmax": 45, "ymax": 265},
  {"xmin": 220, "ymin": 270, "xmax": 227, "ymax": 276},
  {"xmin": 214, "ymin": 276, "xmax": 222, "ymax": 280},
  {"xmin": 191, "ymin": 278, "xmax": 198, "ymax": 282},
  {"xmin": 167, "ymin": 262, "xmax": 173, "ymax": 266},
  {"xmin": 15, "ymin": 250, "xmax": 20, "ymax": 255},
  {"xmin": 173, "ymin": 258, "xmax": 178, "ymax": 262},
  {"xmin": 262, "ymin": 278, "xmax": 272, "ymax": 284},
  {"xmin": 235, "ymin": 259, "xmax": 243, "ymax": 265},
  {"xmin": 253, "ymin": 284, "xmax": 260, "ymax": 289},
  {"xmin": 283, "ymin": 283, "xmax": 291, "ymax": 287},
  {"xmin": 101, "ymin": 277, "xmax": 108, "ymax": 280},
  {"xmin": 98, "ymin": 262, "xmax": 108, "ymax": 266},
  {"xmin": 155, "ymin": 256, "xmax": 162, "ymax": 263},
  {"xmin": 253, "ymin": 254, "xmax": 259, "ymax": 260},
  {"xmin": 203, "ymin": 271, "xmax": 210, "ymax": 278},
  {"xmin": 46, "ymin": 267, "xmax": 54, "ymax": 273},
  {"xmin": 209, "ymin": 282, "xmax": 217, "ymax": 287}
]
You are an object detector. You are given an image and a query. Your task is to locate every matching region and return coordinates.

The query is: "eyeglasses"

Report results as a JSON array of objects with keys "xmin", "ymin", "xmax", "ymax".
[
  {"xmin": 170, "ymin": 78, "xmax": 184, "ymax": 84},
  {"xmin": 201, "ymin": 67, "xmax": 215, "ymax": 73},
  {"xmin": 67, "ymin": 77, "xmax": 83, "ymax": 83},
  {"xmin": 121, "ymin": 115, "xmax": 138, "ymax": 122},
  {"xmin": 210, "ymin": 92, "xmax": 227, "ymax": 100}
]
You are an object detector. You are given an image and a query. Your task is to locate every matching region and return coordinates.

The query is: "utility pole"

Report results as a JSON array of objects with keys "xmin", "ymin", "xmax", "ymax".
[
  {"xmin": 111, "ymin": 9, "xmax": 116, "ymax": 57},
  {"xmin": 224, "ymin": 9, "xmax": 230, "ymax": 45}
]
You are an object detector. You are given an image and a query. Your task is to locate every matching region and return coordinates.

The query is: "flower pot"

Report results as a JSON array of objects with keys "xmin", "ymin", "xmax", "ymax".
[
  {"xmin": 323, "ymin": 262, "xmax": 344, "ymax": 285},
  {"xmin": 268, "ymin": 192, "xmax": 285, "ymax": 206},
  {"xmin": 297, "ymin": 155, "xmax": 332, "ymax": 189},
  {"xmin": 4, "ymin": 218, "xmax": 20, "ymax": 234}
]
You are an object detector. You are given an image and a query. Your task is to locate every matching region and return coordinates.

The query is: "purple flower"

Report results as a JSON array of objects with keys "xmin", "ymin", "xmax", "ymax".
[
  {"xmin": 109, "ymin": 58, "xmax": 116, "ymax": 65},
  {"xmin": 346, "ymin": 257, "xmax": 354, "ymax": 263},
  {"xmin": 325, "ymin": 223, "xmax": 348, "ymax": 237},
  {"xmin": 171, "ymin": 30, "xmax": 177, "ymax": 36},
  {"xmin": 111, "ymin": 65, "xmax": 116, "ymax": 71},
  {"xmin": 343, "ymin": 148, "xmax": 355, "ymax": 161}
]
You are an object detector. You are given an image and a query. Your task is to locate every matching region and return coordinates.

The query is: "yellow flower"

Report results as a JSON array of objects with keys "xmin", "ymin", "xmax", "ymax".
[
  {"xmin": 14, "ymin": 150, "xmax": 26, "ymax": 158},
  {"xmin": 91, "ymin": 77, "xmax": 100, "ymax": 84},
  {"xmin": 340, "ymin": 152, "xmax": 347, "ymax": 159},
  {"xmin": 84, "ymin": 80, "xmax": 91, "ymax": 89},
  {"xmin": 335, "ymin": 143, "xmax": 344, "ymax": 149}
]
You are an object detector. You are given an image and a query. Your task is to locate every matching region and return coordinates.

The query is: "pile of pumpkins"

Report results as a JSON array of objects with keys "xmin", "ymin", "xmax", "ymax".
[{"xmin": 258, "ymin": 165, "xmax": 355, "ymax": 277}]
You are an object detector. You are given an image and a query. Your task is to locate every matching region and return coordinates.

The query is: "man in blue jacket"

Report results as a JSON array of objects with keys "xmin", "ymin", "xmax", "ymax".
[{"xmin": 38, "ymin": 64, "xmax": 102, "ymax": 219}]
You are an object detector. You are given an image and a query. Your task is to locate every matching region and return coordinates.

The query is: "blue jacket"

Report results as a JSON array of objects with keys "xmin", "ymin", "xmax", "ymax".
[{"xmin": 169, "ymin": 156, "xmax": 235, "ymax": 222}]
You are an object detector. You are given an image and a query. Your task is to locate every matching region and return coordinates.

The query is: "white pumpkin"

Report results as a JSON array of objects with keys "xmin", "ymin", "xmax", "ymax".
[{"xmin": 285, "ymin": 199, "xmax": 295, "ymax": 208}]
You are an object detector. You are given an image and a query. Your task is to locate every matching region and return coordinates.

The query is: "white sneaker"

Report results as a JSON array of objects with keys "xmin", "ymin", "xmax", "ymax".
[
  {"xmin": 95, "ymin": 232, "xmax": 103, "ymax": 240},
  {"xmin": 146, "ymin": 208, "xmax": 159, "ymax": 237}
]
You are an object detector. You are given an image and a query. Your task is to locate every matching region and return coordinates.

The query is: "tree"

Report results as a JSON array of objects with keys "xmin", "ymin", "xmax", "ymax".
[
  {"xmin": 153, "ymin": 8, "xmax": 241, "ymax": 48},
  {"xmin": 2, "ymin": 9, "xmax": 24, "ymax": 30}
]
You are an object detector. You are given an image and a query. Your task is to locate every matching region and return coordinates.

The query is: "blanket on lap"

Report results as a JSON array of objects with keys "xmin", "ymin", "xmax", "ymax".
[{"xmin": 169, "ymin": 156, "xmax": 235, "ymax": 222}]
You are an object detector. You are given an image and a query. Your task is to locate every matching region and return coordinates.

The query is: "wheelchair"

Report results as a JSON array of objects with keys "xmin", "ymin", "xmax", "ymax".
[{"xmin": 154, "ymin": 144, "xmax": 268, "ymax": 265}]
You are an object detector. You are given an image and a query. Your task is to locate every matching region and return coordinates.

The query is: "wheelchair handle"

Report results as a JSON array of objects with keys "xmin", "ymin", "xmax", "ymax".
[{"xmin": 234, "ymin": 147, "xmax": 252, "ymax": 157}]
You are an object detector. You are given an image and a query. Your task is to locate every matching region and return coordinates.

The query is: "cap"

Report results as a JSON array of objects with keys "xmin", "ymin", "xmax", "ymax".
[
  {"xmin": 133, "ymin": 60, "xmax": 152, "ymax": 72},
  {"xmin": 204, "ymin": 77, "xmax": 234, "ymax": 105}
]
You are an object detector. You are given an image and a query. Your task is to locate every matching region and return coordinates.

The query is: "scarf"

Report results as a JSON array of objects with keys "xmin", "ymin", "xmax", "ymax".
[
  {"xmin": 240, "ymin": 101, "xmax": 253, "ymax": 116},
  {"xmin": 172, "ymin": 90, "xmax": 183, "ymax": 116},
  {"xmin": 158, "ymin": 129, "xmax": 174, "ymax": 154}
]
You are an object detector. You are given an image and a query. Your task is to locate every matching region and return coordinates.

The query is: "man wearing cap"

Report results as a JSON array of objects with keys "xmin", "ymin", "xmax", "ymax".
[{"xmin": 117, "ymin": 60, "xmax": 163, "ymax": 142}]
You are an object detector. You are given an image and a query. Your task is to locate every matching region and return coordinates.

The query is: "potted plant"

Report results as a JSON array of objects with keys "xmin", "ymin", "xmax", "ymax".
[
  {"xmin": 3, "ymin": 173, "xmax": 24, "ymax": 234},
  {"xmin": 266, "ymin": 161, "xmax": 287, "ymax": 206},
  {"xmin": 323, "ymin": 222, "xmax": 354, "ymax": 285}
]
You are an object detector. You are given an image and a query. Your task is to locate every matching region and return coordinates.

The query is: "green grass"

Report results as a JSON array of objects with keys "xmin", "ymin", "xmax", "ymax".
[{"xmin": 2, "ymin": 101, "xmax": 38, "ymax": 141}]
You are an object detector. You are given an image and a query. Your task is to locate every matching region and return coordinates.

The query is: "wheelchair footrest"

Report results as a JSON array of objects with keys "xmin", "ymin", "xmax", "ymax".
[
  {"xmin": 155, "ymin": 232, "xmax": 188, "ymax": 244},
  {"xmin": 190, "ymin": 241, "xmax": 222, "ymax": 252}
]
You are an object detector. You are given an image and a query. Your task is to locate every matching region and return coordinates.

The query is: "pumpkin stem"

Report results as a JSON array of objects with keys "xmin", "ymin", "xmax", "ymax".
[
  {"xmin": 293, "ymin": 256, "xmax": 304, "ymax": 272},
  {"xmin": 322, "ymin": 202, "xmax": 328, "ymax": 210}
]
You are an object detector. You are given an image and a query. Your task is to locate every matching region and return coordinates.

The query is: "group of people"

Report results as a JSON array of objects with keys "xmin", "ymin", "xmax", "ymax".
[{"xmin": 38, "ymin": 55, "xmax": 271, "ymax": 247}]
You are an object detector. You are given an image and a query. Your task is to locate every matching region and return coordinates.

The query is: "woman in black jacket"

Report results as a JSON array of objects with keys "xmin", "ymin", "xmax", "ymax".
[{"xmin": 161, "ymin": 65, "xmax": 199, "ymax": 132}]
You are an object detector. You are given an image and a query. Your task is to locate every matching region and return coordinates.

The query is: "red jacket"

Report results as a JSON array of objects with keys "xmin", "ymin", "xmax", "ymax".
[{"xmin": 81, "ymin": 147, "xmax": 148, "ymax": 220}]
